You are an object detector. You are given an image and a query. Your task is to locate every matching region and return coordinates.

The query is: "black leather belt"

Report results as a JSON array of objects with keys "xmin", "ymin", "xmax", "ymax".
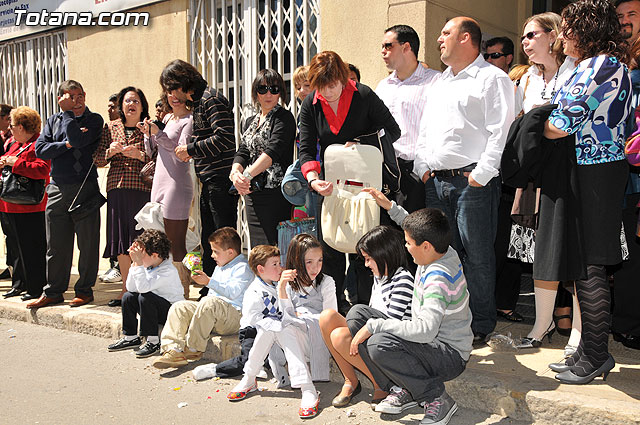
[{"xmin": 432, "ymin": 163, "xmax": 477, "ymax": 178}]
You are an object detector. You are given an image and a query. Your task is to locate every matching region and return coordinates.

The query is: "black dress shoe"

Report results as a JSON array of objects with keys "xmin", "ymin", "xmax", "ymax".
[
  {"xmin": 107, "ymin": 299, "xmax": 122, "ymax": 307},
  {"xmin": 497, "ymin": 310, "xmax": 524, "ymax": 322},
  {"xmin": 612, "ymin": 331, "xmax": 640, "ymax": 350},
  {"xmin": 0, "ymin": 268, "xmax": 11, "ymax": 280},
  {"xmin": 21, "ymin": 293, "xmax": 40, "ymax": 301},
  {"xmin": 3, "ymin": 288, "xmax": 23, "ymax": 298}
]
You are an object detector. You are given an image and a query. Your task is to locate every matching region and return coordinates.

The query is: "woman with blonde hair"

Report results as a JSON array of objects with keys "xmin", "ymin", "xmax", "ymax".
[{"xmin": 0, "ymin": 107, "xmax": 50, "ymax": 301}]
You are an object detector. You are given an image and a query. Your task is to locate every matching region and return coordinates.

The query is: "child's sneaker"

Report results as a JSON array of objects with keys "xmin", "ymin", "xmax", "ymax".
[
  {"xmin": 420, "ymin": 391, "xmax": 458, "ymax": 425},
  {"xmin": 256, "ymin": 367, "xmax": 268, "ymax": 380},
  {"xmin": 107, "ymin": 336, "xmax": 142, "ymax": 352},
  {"xmin": 374, "ymin": 386, "xmax": 417, "ymax": 414},
  {"xmin": 193, "ymin": 363, "xmax": 217, "ymax": 381},
  {"xmin": 227, "ymin": 378, "xmax": 258, "ymax": 401},
  {"xmin": 135, "ymin": 341, "xmax": 161, "ymax": 358},
  {"xmin": 152, "ymin": 350, "xmax": 188, "ymax": 369},
  {"xmin": 184, "ymin": 348, "xmax": 203, "ymax": 361}
]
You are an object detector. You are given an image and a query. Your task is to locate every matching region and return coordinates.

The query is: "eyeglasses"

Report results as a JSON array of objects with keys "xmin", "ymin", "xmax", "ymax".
[
  {"xmin": 484, "ymin": 52, "xmax": 508, "ymax": 60},
  {"xmin": 257, "ymin": 85, "xmax": 280, "ymax": 95},
  {"xmin": 381, "ymin": 41, "xmax": 403, "ymax": 51},
  {"xmin": 521, "ymin": 28, "xmax": 551, "ymax": 43}
]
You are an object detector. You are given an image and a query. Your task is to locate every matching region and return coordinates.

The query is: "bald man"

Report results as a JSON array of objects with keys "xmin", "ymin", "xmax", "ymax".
[{"xmin": 414, "ymin": 17, "xmax": 515, "ymax": 346}]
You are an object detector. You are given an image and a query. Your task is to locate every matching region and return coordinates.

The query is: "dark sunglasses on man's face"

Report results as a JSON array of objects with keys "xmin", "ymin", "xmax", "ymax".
[
  {"xmin": 257, "ymin": 85, "xmax": 280, "ymax": 95},
  {"xmin": 483, "ymin": 52, "xmax": 508, "ymax": 60}
]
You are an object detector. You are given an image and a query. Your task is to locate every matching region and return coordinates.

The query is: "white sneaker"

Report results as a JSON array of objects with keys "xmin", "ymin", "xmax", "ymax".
[
  {"xmin": 193, "ymin": 363, "xmax": 217, "ymax": 380},
  {"xmin": 100, "ymin": 268, "xmax": 122, "ymax": 283},
  {"xmin": 256, "ymin": 367, "xmax": 268, "ymax": 380}
]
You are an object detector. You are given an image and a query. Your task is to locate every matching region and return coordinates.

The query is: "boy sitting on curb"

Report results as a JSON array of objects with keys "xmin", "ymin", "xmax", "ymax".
[
  {"xmin": 107, "ymin": 229, "xmax": 184, "ymax": 358},
  {"xmin": 349, "ymin": 201, "xmax": 473, "ymax": 425},
  {"xmin": 153, "ymin": 227, "xmax": 254, "ymax": 369},
  {"xmin": 193, "ymin": 244, "xmax": 282, "ymax": 380}
]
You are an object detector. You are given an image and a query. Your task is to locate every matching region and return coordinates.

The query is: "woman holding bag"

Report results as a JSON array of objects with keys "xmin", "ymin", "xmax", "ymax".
[
  {"xmin": 94, "ymin": 86, "xmax": 151, "ymax": 306},
  {"xmin": 229, "ymin": 69, "xmax": 295, "ymax": 247},
  {"xmin": 0, "ymin": 106, "xmax": 50, "ymax": 301},
  {"xmin": 298, "ymin": 51, "xmax": 400, "ymax": 311}
]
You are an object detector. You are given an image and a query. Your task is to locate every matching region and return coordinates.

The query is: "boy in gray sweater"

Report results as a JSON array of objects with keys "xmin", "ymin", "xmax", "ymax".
[{"xmin": 349, "ymin": 203, "xmax": 473, "ymax": 425}]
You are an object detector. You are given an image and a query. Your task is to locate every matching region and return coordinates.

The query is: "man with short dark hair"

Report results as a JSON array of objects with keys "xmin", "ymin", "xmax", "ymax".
[
  {"xmin": 414, "ymin": 17, "xmax": 514, "ymax": 345},
  {"xmin": 107, "ymin": 93, "xmax": 119, "ymax": 121},
  {"xmin": 0, "ymin": 104, "xmax": 13, "ymax": 148},
  {"xmin": 617, "ymin": 0, "xmax": 640, "ymax": 40},
  {"xmin": 376, "ymin": 24, "xmax": 440, "ymax": 213},
  {"xmin": 29, "ymin": 80, "xmax": 104, "ymax": 309},
  {"xmin": 484, "ymin": 36, "xmax": 514, "ymax": 73}
]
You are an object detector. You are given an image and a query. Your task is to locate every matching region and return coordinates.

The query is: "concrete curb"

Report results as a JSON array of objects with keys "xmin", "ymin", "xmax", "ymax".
[{"xmin": 2, "ymin": 298, "xmax": 639, "ymax": 425}]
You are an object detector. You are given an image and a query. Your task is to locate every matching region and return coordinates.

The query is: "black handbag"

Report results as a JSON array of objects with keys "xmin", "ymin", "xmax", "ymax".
[
  {"xmin": 0, "ymin": 143, "xmax": 46, "ymax": 205},
  {"xmin": 67, "ymin": 161, "xmax": 107, "ymax": 221}
]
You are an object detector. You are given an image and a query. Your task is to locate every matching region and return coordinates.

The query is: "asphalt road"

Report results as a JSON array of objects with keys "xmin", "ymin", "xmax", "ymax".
[{"xmin": 0, "ymin": 319, "xmax": 529, "ymax": 425}]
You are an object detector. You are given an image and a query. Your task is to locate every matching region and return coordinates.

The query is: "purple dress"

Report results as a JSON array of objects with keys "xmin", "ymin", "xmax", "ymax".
[{"xmin": 145, "ymin": 114, "xmax": 194, "ymax": 220}]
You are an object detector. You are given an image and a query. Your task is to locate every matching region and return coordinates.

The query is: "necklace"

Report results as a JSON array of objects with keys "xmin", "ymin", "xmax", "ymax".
[{"xmin": 541, "ymin": 69, "xmax": 559, "ymax": 100}]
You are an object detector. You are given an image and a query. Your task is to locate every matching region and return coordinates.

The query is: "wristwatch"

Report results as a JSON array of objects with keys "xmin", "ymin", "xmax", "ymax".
[
  {"xmin": 308, "ymin": 178, "xmax": 318, "ymax": 191},
  {"xmin": 242, "ymin": 169, "xmax": 253, "ymax": 180}
]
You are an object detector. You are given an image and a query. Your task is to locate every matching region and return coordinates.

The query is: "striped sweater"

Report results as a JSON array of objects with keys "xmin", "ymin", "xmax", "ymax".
[
  {"xmin": 187, "ymin": 86, "xmax": 236, "ymax": 183},
  {"xmin": 369, "ymin": 267, "xmax": 413, "ymax": 321},
  {"xmin": 366, "ymin": 246, "xmax": 473, "ymax": 361}
]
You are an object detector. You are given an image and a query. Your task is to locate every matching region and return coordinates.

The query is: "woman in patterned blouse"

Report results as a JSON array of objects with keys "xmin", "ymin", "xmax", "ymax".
[
  {"xmin": 229, "ymin": 69, "xmax": 296, "ymax": 247},
  {"xmin": 543, "ymin": 0, "xmax": 632, "ymax": 385},
  {"xmin": 95, "ymin": 86, "xmax": 152, "ymax": 304}
]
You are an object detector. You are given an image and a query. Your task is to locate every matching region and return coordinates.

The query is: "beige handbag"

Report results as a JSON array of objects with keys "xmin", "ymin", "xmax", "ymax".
[{"xmin": 321, "ymin": 143, "xmax": 382, "ymax": 253}]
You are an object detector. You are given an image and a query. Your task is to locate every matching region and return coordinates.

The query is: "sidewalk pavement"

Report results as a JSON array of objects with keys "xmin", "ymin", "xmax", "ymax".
[{"xmin": 0, "ymin": 274, "xmax": 639, "ymax": 424}]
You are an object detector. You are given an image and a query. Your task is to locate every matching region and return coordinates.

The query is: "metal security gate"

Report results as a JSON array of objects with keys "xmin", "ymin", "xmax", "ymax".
[
  {"xmin": 189, "ymin": 0, "xmax": 320, "ymax": 249},
  {"xmin": 0, "ymin": 30, "xmax": 68, "ymax": 120}
]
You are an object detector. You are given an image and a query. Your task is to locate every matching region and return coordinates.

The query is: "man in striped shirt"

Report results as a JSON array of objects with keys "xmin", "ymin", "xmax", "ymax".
[
  {"xmin": 160, "ymin": 60, "xmax": 238, "ymax": 278},
  {"xmin": 376, "ymin": 24, "xmax": 440, "ymax": 213}
]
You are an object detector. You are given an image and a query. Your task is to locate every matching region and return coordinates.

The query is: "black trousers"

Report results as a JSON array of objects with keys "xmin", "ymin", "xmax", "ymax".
[
  {"xmin": 0, "ymin": 212, "xmax": 15, "ymax": 276},
  {"xmin": 245, "ymin": 188, "xmax": 291, "ymax": 247},
  {"xmin": 1, "ymin": 211, "xmax": 46, "ymax": 296},
  {"xmin": 612, "ymin": 192, "xmax": 640, "ymax": 336},
  {"xmin": 494, "ymin": 187, "xmax": 523, "ymax": 311},
  {"xmin": 43, "ymin": 182, "xmax": 100, "ymax": 298},
  {"xmin": 216, "ymin": 326, "xmax": 257, "ymax": 378},
  {"xmin": 199, "ymin": 180, "xmax": 238, "ymax": 276},
  {"xmin": 121, "ymin": 291, "xmax": 171, "ymax": 337}
]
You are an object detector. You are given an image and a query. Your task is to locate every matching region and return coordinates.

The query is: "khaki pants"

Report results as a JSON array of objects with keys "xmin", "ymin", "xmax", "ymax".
[{"xmin": 160, "ymin": 297, "xmax": 241, "ymax": 353}]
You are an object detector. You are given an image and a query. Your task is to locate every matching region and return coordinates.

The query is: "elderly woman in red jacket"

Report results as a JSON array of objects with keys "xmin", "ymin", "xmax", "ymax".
[{"xmin": 0, "ymin": 106, "xmax": 50, "ymax": 301}]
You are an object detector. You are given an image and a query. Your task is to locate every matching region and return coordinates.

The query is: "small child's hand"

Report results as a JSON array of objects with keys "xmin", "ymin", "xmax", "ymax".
[
  {"xmin": 128, "ymin": 242, "xmax": 144, "ymax": 266},
  {"xmin": 191, "ymin": 270, "xmax": 210, "ymax": 286}
]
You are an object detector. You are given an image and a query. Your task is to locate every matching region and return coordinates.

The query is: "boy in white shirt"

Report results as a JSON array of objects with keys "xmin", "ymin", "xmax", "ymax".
[{"xmin": 107, "ymin": 229, "xmax": 184, "ymax": 358}]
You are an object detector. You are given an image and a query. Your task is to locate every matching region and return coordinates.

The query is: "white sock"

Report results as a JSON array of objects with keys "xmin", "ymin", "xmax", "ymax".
[
  {"xmin": 147, "ymin": 336, "xmax": 159, "ymax": 344},
  {"xmin": 256, "ymin": 367, "xmax": 268, "ymax": 380},
  {"xmin": 232, "ymin": 374, "xmax": 255, "ymax": 392},
  {"xmin": 528, "ymin": 286, "xmax": 557, "ymax": 340},
  {"xmin": 124, "ymin": 335, "xmax": 138, "ymax": 341},
  {"xmin": 567, "ymin": 292, "xmax": 582, "ymax": 348},
  {"xmin": 187, "ymin": 347, "xmax": 197, "ymax": 353},
  {"xmin": 193, "ymin": 363, "xmax": 217, "ymax": 381},
  {"xmin": 172, "ymin": 348, "xmax": 183, "ymax": 353},
  {"xmin": 300, "ymin": 384, "xmax": 318, "ymax": 408}
]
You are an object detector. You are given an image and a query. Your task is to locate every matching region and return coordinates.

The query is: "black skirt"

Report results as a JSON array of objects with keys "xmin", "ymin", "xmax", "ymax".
[{"xmin": 103, "ymin": 188, "xmax": 150, "ymax": 257}]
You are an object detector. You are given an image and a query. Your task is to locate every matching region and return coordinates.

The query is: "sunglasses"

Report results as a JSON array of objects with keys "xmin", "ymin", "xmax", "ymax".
[
  {"xmin": 520, "ymin": 28, "xmax": 551, "ymax": 43},
  {"xmin": 484, "ymin": 52, "xmax": 508, "ymax": 60},
  {"xmin": 381, "ymin": 41, "xmax": 405, "ymax": 51},
  {"xmin": 257, "ymin": 85, "xmax": 280, "ymax": 95}
]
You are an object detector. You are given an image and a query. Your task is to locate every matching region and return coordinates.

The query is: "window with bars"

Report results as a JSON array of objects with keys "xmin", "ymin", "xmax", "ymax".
[
  {"xmin": 0, "ymin": 31, "xmax": 67, "ymax": 120},
  {"xmin": 189, "ymin": 0, "xmax": 320, "ymax": 249}
]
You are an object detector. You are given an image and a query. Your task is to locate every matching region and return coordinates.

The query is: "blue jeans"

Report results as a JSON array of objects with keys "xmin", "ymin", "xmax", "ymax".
[{"xmin": 426, "ymin": 175, "xmax": 500, "ymax": 335}]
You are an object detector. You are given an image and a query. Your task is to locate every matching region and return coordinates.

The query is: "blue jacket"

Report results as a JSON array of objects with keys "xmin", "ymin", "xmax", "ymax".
[{"xmin": 35, "ymin": 107, "xmax": 103, "ymax": 185}]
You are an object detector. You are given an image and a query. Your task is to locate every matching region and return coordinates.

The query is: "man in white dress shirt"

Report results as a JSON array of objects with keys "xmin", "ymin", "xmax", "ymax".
[
  {"xmin": 414, "ymin": 17, "xmax": 515, "ymax": 344},
  {"xmin": 376, "ymin": 24, "xmax": 440, "ymax": 212}
]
